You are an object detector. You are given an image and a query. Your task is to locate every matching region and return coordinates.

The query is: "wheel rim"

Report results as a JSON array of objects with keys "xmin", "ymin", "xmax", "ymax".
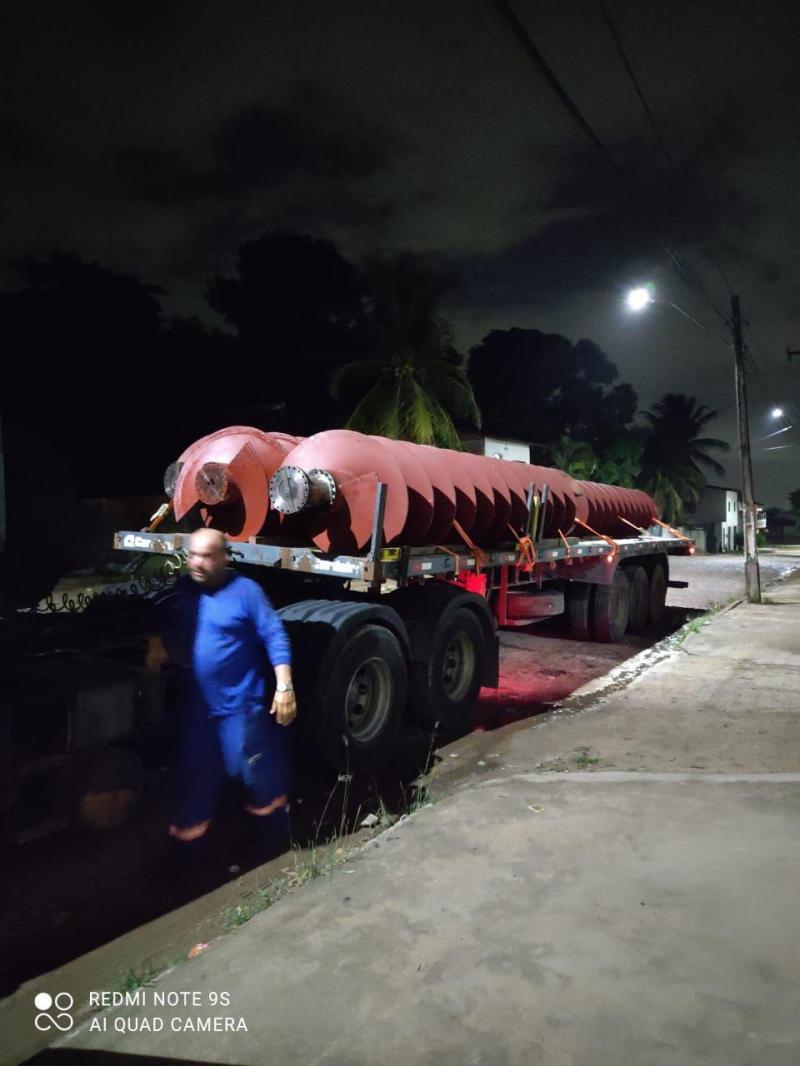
[
  {"xmin": 345, "ymin": 657, "xmax": 393, "ymax": 742},
  {"xmin": 441, "ymin": 631, "xmax": 476, "ymax": 702}
]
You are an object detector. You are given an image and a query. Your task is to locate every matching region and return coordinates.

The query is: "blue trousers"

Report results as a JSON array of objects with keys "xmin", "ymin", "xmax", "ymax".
[{"xmin": 170, "ymin": 700, "xmax": 291, "ymax": 836}]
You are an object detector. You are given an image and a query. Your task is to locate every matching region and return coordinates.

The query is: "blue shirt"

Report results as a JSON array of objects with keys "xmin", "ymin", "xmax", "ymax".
[{"xmin": 159, "ymin": 572, "xmax": 291, "ymax": 717}]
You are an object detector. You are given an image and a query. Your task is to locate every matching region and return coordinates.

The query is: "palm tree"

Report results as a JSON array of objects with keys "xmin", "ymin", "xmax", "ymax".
[
  {"xmin": 550, "ymin": 436, "xmax": 598, "ymax": 479},
  {"xmin": 638, "ymin": 393, "xmax": 730, "ymax": 523},
  {"xmin": 331, "ymin": 253, "xmax": 480, "ymax": 446}
]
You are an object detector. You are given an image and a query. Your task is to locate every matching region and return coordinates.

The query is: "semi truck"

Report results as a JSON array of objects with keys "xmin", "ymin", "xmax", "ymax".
[{"xmin": 113, "ymin": 426, "xmax": 693, "ymax": 770}]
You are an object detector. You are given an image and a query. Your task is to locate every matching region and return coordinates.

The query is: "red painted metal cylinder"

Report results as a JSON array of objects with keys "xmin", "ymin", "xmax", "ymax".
[
  {"xmin": 172, "ymin": 426, "xmax": 659, "ymax": 550},
  {"xmin": 171, "ymin": 426, "xmax": 302, "ymax": 541},
  {"xmin": 369, "ymin": 437, "xmax": 434, "ymax": 544},
  {"xmin": 396, "ymin": 441, "xmax": 457, "ymax": 544},
  {"xmin": 280, "ymin": 430, "xmax": 408, "ymax": 553}
]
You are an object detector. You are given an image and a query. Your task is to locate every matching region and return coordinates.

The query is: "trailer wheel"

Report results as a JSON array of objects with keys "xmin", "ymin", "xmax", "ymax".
[
  {"xmin": 320, "ymin": 624, "xmax": 406, "ymax": 768},
  {"xmin": 625, "ymin": 565, "xmax": 649, "ymax": 634},
  {"xmin": 410, "ymin": 608, "xmax": 484, "ymax": 728},
  {"xmin": 649, "ymin": 562, "xmax": 668, "ymax": 626},
  {"xmin": 592, "ymin": 570, "xmax": 630, "ymax": 643},
  {"xmin": 567, "ymin": 583, "xmax": 594, "ymax": 641}
]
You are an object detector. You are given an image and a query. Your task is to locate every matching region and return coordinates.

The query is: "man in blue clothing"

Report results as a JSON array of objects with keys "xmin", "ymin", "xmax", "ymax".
[{"xmin": 147, "ymin": 527, "xmax": 296, "ymax": 864}]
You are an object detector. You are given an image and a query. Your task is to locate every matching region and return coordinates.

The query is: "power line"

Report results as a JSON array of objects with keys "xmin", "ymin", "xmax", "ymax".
[
  {"xmin": 595, "ymin": 0, "xmax": 737, "ymax": 320},
  {"xmin": 489, "ymin": 0, "xmax": 732, "ymax": 332},
  {"xmin": 743, "ymin": 321, "xmax": 797, "ymax": 420},
  {"xmin": 597, "ymin": 0, "xmax": 675, "ymax": 173},
  {"xmin": 470, "ymin": 0, "xmax": 570, "ymax": 141}
]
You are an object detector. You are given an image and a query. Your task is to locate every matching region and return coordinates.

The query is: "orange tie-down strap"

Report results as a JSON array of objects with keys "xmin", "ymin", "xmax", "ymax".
[
  {"xmin": 650, "ymin": 516, "xmax": 693, "ymax": 544},
  {"xmin": 445, "ymin": 520, "xmax": 489, "ymax": 574},
  {"xmin": 507, "ymin": 523, "xmax": 537, "ymax": 571},
  {"xmin": 245, "ymin": 794, "xmax": 288, "ymax": 817},
  {"xmin": 573, "ymin": 517, "xmax": 619, "ymax": 560},
  {"xmin": 169, "ymin": 819, "xmax": 211, "ymax": 842}
]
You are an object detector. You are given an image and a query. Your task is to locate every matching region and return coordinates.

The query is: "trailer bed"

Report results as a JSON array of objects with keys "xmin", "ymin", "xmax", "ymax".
[{"xmin": 115, "ymin": 529, "xmax": 693, "ymax": 586}]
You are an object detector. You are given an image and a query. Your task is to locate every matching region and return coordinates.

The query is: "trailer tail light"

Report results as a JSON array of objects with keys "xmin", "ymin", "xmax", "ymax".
[{"xmin": 457, "ymin": 573, "xmax": 488, "ymax": 597}]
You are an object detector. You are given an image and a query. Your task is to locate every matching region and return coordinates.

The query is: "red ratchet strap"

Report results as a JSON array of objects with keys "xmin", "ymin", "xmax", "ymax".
[
  {"xmin": 507, "ymin": 523, "xmax": 537, "ymax": 571},
  {"xmin": 573, "ymin": 517, "xmax": 619, "ymax": 560},
  {"xmin": 650, "ymin": 516, "xmax": 693, "ymax": 544}
]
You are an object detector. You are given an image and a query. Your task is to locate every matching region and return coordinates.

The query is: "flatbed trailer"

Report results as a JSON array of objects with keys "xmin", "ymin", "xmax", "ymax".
[{"xmin": 115, "ymin": 494, "xmax": 693, "ymax": 768}]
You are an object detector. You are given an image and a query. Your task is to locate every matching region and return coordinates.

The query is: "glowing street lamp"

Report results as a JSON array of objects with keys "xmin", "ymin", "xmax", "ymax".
[
  {"xmin": 771, "ymin": 407, "xmax": 784, "ymax": 419},
  {"xmin": 626, "ymin": 286, "xmax": 653, "ymax": 312},
  {"xmin": 626, "ymin": 287, "xmax": 654, "ymax": 312}
]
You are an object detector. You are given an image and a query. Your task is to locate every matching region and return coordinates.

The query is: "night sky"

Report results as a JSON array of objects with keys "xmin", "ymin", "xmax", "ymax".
[{"xmin": 3, "ymin": 0, "xmax": 798, "ymax": 506}]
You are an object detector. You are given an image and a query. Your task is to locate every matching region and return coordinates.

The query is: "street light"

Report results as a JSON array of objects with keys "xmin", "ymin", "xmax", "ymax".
[
  {"xmin": 771, "ymin": 407, "xmax": 784, "ymax": 419},
  {"xmin": 626, "ymin": 286, "xmax": 653, "ymax": 312},
  {"xmin": 625, "ymin": 284, "xmax": 761, "ymax": 603},
  {"xmin": 625, "ymin": 285, "xmax": 728, "ymax": 342}
]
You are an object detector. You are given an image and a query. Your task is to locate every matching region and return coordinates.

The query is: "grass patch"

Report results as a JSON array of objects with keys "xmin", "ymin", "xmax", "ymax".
[
  {"xmin": 117, "ymin": 964, "xmax": 163, "ymax": 992},
  {"xmin": 670, "ymin": 599, "xmax": 732, "ymax": 646},
  {"xmin": 574, "ymin": 747, "xmax": 600, "ymax": 768}
]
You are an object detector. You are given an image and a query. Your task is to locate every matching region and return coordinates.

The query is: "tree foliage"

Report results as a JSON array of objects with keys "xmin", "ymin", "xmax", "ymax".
[
  {"xmin": 206, "ymin": 231, "xmax": 364, "ymax": 434},
  {"xmin": 469, "ymin": 328, "xmax": 637, "ymax": 452},
  {"xmin": 638, "ymin": 393, "xmax": 730, "ymax": 524},
  {"xmin": 549, "ymin": 437, "xmax": 598, "ymax": 479},
  {"xmin": 765, "ymin": 506, "xmax": 796, "ymax": 536},
  {"xmin": 331, "ymin": 253, "xmax": 480, "ymax": 446},
  {"xmin": 0, "ymin": 253, "xmax": 173, "ymax": 494}
]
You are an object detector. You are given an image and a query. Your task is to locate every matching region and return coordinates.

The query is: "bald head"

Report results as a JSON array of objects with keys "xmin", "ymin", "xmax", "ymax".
[{"xmin": 187, "ymin": 527, "xmax": 229, "ymax": 588}]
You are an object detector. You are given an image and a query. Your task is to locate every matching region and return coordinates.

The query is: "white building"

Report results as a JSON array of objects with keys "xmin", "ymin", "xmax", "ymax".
[
  {"xmin": 459, "ymin": 434, "xmax": 531, "ymax": 463},
  {"xmin": 688, "ymin": 484, "xmax": 739, "ymax": 552}
]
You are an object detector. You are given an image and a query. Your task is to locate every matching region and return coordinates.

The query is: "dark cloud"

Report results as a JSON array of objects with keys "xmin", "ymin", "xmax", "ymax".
[
  {"xmin": 457, "ymin": 209, "xmax": 651, "ymax": 311},
  {"xmin": 214, "ymin": 103, "xmax": 385, "ymax": 188},
  {"xmin": 161, "ymin": 189, "xmax": 397, "ymax": 284},
  {"xmin": 0, "ymin": 118, "xmax": 40, "ymax": 163},
  {"xmin": 459, "ymin": 110, "xmax": 764, "ymax": 313},
  {"xmin": 117, "ymin": 92, "xmax": 401, "ymax": 207}
]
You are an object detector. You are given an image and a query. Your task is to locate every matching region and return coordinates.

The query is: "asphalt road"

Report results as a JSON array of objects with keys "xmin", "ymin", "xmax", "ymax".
[
  {"xmin": 667, "ymin": 550, "xmax": 800, "ymax": 610},
  {"xmin": 480, "ymin": 550, "xmax": 800, "ymax": 732}
]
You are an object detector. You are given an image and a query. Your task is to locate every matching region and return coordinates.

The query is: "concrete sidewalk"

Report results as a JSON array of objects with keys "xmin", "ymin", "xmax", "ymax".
[{"xmin": 13, "ymin": 572, "xmax": 800, "ymax": 1065}]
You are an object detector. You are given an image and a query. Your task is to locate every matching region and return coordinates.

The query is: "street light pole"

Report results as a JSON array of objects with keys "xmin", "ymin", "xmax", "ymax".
[
  {"xmin": 626, "ymin": 284, "xmax": 763, "ymax": 602},
  {"xmin": 730, "ymin": 294, "xmax": 761, "ymax": 603}
]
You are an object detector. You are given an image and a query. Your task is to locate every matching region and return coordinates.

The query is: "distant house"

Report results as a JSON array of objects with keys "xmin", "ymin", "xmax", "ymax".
[
  {"xmin": 687, "ymin": 484, "xmax": 739, "ymax": 552},
  {"xmin": 687, "ymin": 484, "xmax": 766, "ymax": 552},
  {"xmin": 459, "ymin": 433, "xmax": 531, "ymax": 463}
]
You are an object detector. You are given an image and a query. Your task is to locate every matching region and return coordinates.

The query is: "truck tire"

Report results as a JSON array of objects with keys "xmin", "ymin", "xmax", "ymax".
[
  {"xmin": 567, "ymin": 582, "xmax": 594, "ymax": 640},
  {"xmin": 592, "ymin": 570, "xmax": 630, "ymax": 643},
  {"xmin": 649, "ymin": 561, "xmax": 668, "ymax": 626},
  {"xmin": 625, "ymin": 565, "xmax": 649, "ymax": 634},
  {"xmin": 410, "ymin": 608, "xmax": 485, "ymax": 729},
  {"xmin": 318, "ymin": 624, "xmax": 407, "ymax": 769}
]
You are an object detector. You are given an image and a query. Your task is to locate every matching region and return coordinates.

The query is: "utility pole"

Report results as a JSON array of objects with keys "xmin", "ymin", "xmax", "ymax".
[{"xmin": 731, "ymin": 295, "xmax": 761, "ymax": 603}]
